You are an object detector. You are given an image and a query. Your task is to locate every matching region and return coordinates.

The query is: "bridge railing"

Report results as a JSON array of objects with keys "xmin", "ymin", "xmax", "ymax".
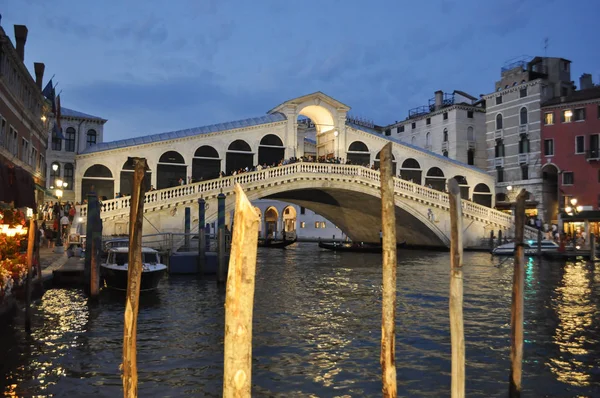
[{"xmin": 77, "ymin": 162, "xmax": 513, "ymax": 228}]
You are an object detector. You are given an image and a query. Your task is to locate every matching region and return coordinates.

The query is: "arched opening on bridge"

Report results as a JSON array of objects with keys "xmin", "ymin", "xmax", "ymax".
[
  {"xmin": 452, "ymin": 175, "xmax": 470, "ymax": 199},
  {"xmin": 157, "ymin": 151, "xmax": 187, "ymax": 189},
  {"xmin": 346, "ymin": 141, "xmax": 370, "ymax": 166},
  {"xmin": 120, "ymin": 159, "xmax": 152, "ymax": 196},
  {"xmin": 264, "ymin": 206, "xmax": 279, "ymax": 238},
  {"xmin": 542, "ymin": 163, "xmax": 559, "ymax": 222},
  {"xmin": 258, "ymin": 134, "xmax": 285, "ymax": 166},
  {"xmin": 297, "ymin": 116, "xmax": 317, "ymax": 159},
  {"xmin": 193, "ymin": 145, "xmax": 221, "ymax": 182},
  {"xmin": 400, "ymin": 158, "xmax": 422, "ymax": 184},
  {"xmin": 226, "ymin": 139, "xmax": 254, "ymax": 174},
  {"xmin": 374, "ymin": 150, "xmax": 397, "ymax": 174},
  {"xmin": 425, "ymin": 167, "xmax": 446, "ymax": 191},
  {"xmin": 473, "ymin": 183, "xmax": 492, "ymax": 207},
  {"xmin": 298, "ymin": 105, "xmax": 336, "ymax": 159},
  {"xmin": 282, "ymin": 206, "xmax": 297, "ymax": 236},
  {"xmin": 81, "ymin": 164, "xmax": 114, "ymax": 200}
]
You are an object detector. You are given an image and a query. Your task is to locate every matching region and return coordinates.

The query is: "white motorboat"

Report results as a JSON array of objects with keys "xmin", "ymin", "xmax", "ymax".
[
  {"xmin": 101, "ymin": 247, "xmax": 167, "ymax": 291},
  {"xmin": 492, "ymin": 240, "xmax": 560, "ymax": 256}
]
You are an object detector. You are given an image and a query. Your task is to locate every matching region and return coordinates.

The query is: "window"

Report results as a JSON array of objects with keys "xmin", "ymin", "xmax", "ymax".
[
  {"xmin": 314, "ymin": 221, "xmax": 326, "ymax": 228},
  {"xmin": 519, "ymin": 136, "xmax": 530, "ymax": 154},
  {"xmin": 21, "ymin": 138, "xmax": 28, "ymax": 163},
  {"xmin": 50, "ymin": 162, "xmax": 60, "ymax": 187},
  {"xmin": 426, "ymin": 118, "xmax": 431, "ymax": 125},
  {"xmin": 521, "ymin": 165, "xmax": 528, "ymax": 180},
  {"xmin": 544, "ymin": 139, "xmax": 554, "ymax": 156},
  {"xmin": 467, "ymin": 149, "xmax": 474, "ymax": 165},
  {"xmin": 385, "ymin": 129, "xmax": 391, "ymax": 136},
  {"xmin": 519, "ymin": 107, "xmax": 528, "ymax": 125},
  {"xmin": 561, "ymin": 87, "xmax": 568, "ymax": 97},
  {"xmin": 300, "ymin": 206, "xmax": 305, "ymax": 215},
  {"xmin": 411, "ymin": 122, "xmax": 416, "ymax": 129},
  {"xmin": 497, "ymin": 167, "xmax": 504, "ymax": 183},
  {"xmin": 563, "ymin": 172, "xmax": 574, "ymax": 185},
  {"xmin": 0, "ymin": 118, "xmax": 6, "ymax": 148},
  {"xmin": 65, "ymin": 127, "xmax": 76, "ymax": 152},
  {"xmin": 40, "ymin": 155, "xmax": 45, "ymax": 177},
  {"xmin": 86, "ymin": 129, "xmax": 97, "ymax": 147},
  {"xmin": 321, "ymin": 222, "xmax": 326, "ymax": 228},
  {"xmin": 398, "ymin": 125, "xmax": 404, "ymax": 133},
  {"xmin": 9, "ymin": 127, "xmax": 18, "ymax": 156},
  {"xmin": 443, "ymin": 112, "xmax": 448, "ymax": 120},
  {"xmin": 52, "ymin": 131, "xmax": 62, "ymax": 151},
  {"xmin": 562, "ymin": 61, "xmax": 569, "ymax": 72},
  {"xmin": 30, "ymin": 147, "xmax": 37, "ymax": 167},
  {"xmin": 496, "ymin": 114, "xmax": 503, "ymax": 130},
  {"xmin": 64, "ymin": 163, "xmax": 74, "ymax": 189},
  {"xmin": 467, "ymin": 111, "xmax": 473, "ymax": 118},
  {"xmin": 495, "ymin": 140, "xmax": 505, "ymax": 157},
  {"xmin": 575, "ymin": 136, "xmax": 585, "ymax": 154},
  {"xmin": 467, "ymin": 126, "xmax": 474, "ymax": 141},
  {"xmin": 574, "ymin": 108, "xmax": 586, "ymax": 121},
  {"xmin": 562, "ymin": 109, "xmax": 573, "ymax": 123},
  {"xmin": 496, "ymin": 96, "xmax": 503, "ymax": 105},
  {"xmin": 443, "ymin": 128, "xmax": 448, "ymax": 142},
  {"xmin": 544, "ymin": 112, "xmax": 554, "ymax": 125},
  {"xmin": 425, "ymin": 132, "xmax": 431, "ymax": 147},
  {"xmin": 520, "ymin": 87, "xmax": 527, "ymax": 98},
  {"xmin": 300, "ymin": 222, "xmax": 306, "ymax": 228}
]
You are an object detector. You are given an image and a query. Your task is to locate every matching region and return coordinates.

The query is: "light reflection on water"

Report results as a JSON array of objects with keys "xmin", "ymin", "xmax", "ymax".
[{"xmin": 0, "ymin": 243, "xmax": 599, "ymax": 397}]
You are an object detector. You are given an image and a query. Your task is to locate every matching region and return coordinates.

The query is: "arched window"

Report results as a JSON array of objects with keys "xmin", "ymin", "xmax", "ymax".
[
  {"xmin": 520, "ymin": 107, "xmax": 528, "ymax": 125},
  {"xmin": 425, "ymin": 132, "xmax": 431, "ymax": 147},
  {"xmin": 87, "ymin": 129, "xmax": 97, "ymax": 147},
  {"xmin": 467, "ymin": 126, "xmax": 474, "ymax": 141},
  {"xmin": 496, "ymin": 114, "xmax": 503, "ymax": 130},
  {"xmin": 64, "ymin": 163, "xmax": 74, "ymax": 189},
  {"xmin": 443, "ymin": 128, "xmax": 448, "ymax": 142},
  {"xmin": 495, "ymin": 139, "xmax": 505, "ymax": 157},
  {"xmin": 347, "ymin": 141, "xmax": 369, "ymax": 152},
  {"xmin": 65, "ymin": 127, "xmax": 76, "ymax": 152}
]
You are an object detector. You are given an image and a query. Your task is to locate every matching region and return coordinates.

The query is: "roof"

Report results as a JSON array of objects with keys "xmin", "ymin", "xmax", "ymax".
[
  {"xmin": 80, "ymin": 112, "xmax": 288, "ymax": 154},
  {"xmin": 61, "ymin": 107, "xmax": 106, "ymax": 121},
  {"xmin": 347, "ymin": 122, "xmax": 488, "ymax": 174},
  {"xmin": 453, "ymin": 90, "xmax": 477, "ymax": 101},
  {"xmin": 268, "ymin": 91, "xmax": 351, "ymax": 114},
  {"xmin": 542, "ymin": 86, "xmax": 600, "ymax": 107}
]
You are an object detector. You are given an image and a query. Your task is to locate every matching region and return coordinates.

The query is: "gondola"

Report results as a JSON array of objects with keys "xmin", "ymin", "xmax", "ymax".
[
  {"xmin": 258, "ymin": 237, "xmax": 297, "ymax": 248},
  {"xmin": 318, "ymin": 241, "xmax": 406, "ymax": 253}
]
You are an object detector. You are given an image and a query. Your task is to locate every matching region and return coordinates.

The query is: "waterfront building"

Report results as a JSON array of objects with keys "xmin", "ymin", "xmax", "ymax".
[
  {"xmin": 484, "ymin": 56, "xmax": 575, "ymax": 219},
  {"xmin": 0, "ymin": 23, "xmax": 48, "ymax": 206},
  {"xmin": 46, "ymin": 108, "xmax": 107, "ymax": 203},
  {"xmin": 540, "ymin": 75, "xmax": 600, "ymax": 222},
  {"xmin": 384, "ymin": 90, "xmax": 487, "ymax": 169}
]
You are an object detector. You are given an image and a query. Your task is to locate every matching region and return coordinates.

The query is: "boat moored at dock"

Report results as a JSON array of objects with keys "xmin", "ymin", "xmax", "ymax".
[{"xmin": 101, "ymin": 247, "xmax": 167, "ymax": 291}]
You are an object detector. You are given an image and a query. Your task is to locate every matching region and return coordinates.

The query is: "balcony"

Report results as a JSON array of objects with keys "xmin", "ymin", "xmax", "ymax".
[
  {"xmin": 518, "ymin": 153, "xmax": 529, "ymax": 164},
  {"xmin": 494, "ymin": 129, "xmax": 503, "ymax": 140},
  {"xmin": 442, "ymin": 141, "xmax": 449, "ymax": 151},
  {"xmin": 586, "ymin": 148, "xmax": 600, "ymax": 161},
  {"xmin": 494, "ymin": 157, "xmax": 504, "ymax": 168},
  {"xmin": 518, "ymin": 124, "xmax": 529, "ymax": 135}
]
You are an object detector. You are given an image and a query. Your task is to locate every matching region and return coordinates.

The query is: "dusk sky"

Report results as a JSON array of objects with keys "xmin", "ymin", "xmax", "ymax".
[{"xmin": 3, "ymin": 0, "xmax": 599, "ymax": 142}]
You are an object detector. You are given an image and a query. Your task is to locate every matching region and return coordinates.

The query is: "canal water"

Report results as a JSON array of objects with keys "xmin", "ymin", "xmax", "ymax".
[{"xmin": 1, "ymin": 243, "xmax": 599, "ymax": 397}]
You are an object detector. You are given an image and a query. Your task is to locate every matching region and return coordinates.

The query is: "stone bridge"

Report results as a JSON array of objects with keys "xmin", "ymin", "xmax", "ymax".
[{"xmin": 78, "ymin": 163, "xmax": 519, "ymax": 249}]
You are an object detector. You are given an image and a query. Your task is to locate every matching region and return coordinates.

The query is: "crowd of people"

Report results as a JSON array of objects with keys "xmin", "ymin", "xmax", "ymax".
[{"xmin": 40, "ymin": 201, "xmax": 77, "ymax": 248}]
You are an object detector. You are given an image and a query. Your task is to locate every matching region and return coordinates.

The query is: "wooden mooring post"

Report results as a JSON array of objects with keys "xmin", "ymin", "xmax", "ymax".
[
  {"xmin": 590, "ymin": 233, "xmax": 596, "ymax": 260},
  {"xmin": 223, "ymin": 184, "xmax": 260, "ymax": 397},
  {"xmin": 217, "ymin": 192, "xmax": 227, "ymax": 284},
  {"xmin": 379, "ymin": 142, "xmax": 397, "ymax": 397},
  {"xmin": 509, "ymin": 189, "xmax": 527, "ymax": 397},
  {"xmin": 122, "ymin": 157, "xmax": 148, "ymax": 398},
  {"xmin": 85, "ymin": 193, "xmax": 102, "ymax": 297},
  {"xmin": 25, "ymin": 217, "xmax": 36, "ymax": 334},
  {"xmin": 448, "ymin": 179, "xmax": 465, "ymax": 398},
  {"xmin": 197, "ymin": 198, "xmax": 206, "ymax": 276},
  {"xmin": 537, "ymin": 229, "xmax": 542, "ymax": 257}
]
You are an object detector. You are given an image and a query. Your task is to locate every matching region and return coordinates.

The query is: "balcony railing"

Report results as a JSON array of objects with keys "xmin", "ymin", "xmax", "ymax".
[
  {"xmin": 494, "ymin": 157, "xmax": 504, "ymax": 167},
  {"xmin": 467, "ymin": 140, "xmax": 476, "ymax": 150},
  {"xmin": 518, "ymin": 124, "xmax": 529, "ymax": 135},
  {"xmin": 442, "ymin": 141, "xmax": 449, "ymax": 151},
  {"xmin": 494, "ymin": 129, "xmax": 503, "ymax": 140},
  {"xmin": 518, "ymin": 153, "xmax": 529, "ymax": 164},
  {"xmin": 586, "ymin": 148, "xmax": 600, "ymax": 161}
]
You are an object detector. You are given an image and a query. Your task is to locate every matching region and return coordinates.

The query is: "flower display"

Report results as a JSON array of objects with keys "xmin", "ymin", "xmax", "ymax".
[{"xmin": 0, "ymin": 208, "xmax": 30, "ymax": 302}]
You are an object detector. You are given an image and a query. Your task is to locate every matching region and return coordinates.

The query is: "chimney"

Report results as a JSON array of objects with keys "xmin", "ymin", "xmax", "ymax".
[
  {"xmin": 14, "ymin": 25, "xmax": 28, "ymax": 61},
  {"xmin": 435, "ymin": 90, "xmax": 443, "ymax": 110},
  {"xmin": 33, "ymin": 62, "xmax": 45, "ymax": 90},
  {"xmin": 580, "ymin": 73, "xmax": 593, "ymax": 90}
]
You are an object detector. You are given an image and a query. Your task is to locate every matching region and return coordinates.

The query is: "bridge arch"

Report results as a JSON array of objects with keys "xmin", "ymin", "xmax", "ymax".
[
  {"xmin": 347, "ymin": 141, "xmax": 370, "ymax": 166},
  {"xmin": 192, "ymin": 145, "xmax": 221, "ymax": 182},
  {"xmin": 227, "ymin": 139, "xmax": 254, "ymax": 174},
  {"xmin": 264, "ymin": 206, "xmax": 279, "ymax": 238},
  {"xmin": 258, "ymin": 134, "xmax": 285, "ymax": 166},
  {"xmin": 157, "ymin": 150, "xmax": 187, "ymax": 189},
  {"xmin": 120, "ymin": 159, "xmax": 152, "ymax": 195},
  {"xmin": 400, "ymin": 158, "xmax": 422, "ymax": 184},
  {"xmin": 473, "ymin": 183, "xmax": 492, "ymax": 207},
  {"xmin": 282, "ymin": 205, "xmax": 297, "ymax": 235},
  {"xmin": 81, "ymin": 164, "xmax": 114, "ymax": 200},
  {"xmin": 425, "ymin": 167, "xmax": 446, "ymax": 191}
]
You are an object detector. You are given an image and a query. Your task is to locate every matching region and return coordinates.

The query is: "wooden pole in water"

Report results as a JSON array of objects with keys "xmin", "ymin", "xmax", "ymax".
[
  {"xmin": 122, "ymin": 157, "xmax": 148, "ymax": 398},
  {"xmin": 90, "ymin": 236, "xmax": 99, "ymax": 297},
  {"xmin": 509, "ymin": 189, "xmax": 527, "ymax": 398},
  {"xmin": 223, "ymin": 184, "xmax": 260, "ymax": 398},
  {"xmin": 590, "ymin": 232, "xmax": 596, "ymax": 260},
  {"xmin": 448, "ymin": 178, "xmax": 465, "ymax": 398},
  {"xmin": 25, "ymin": 217, "xmax": 36, "ymax": 334},
  {"xmin": 379, "ymin": 142, "xmax": 397, "ymax": 398},
  {"xmin": 537, "ymin": 229, "xmax": 542, "ymax": 257}
]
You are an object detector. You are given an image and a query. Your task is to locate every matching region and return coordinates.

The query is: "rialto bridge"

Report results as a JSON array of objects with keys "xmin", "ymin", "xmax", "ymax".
[{"xmin": 75, "ymin": 92, "xmax": 520, "ymax": 248}]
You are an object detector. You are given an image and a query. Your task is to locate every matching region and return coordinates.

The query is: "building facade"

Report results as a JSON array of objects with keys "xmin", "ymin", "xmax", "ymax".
[
  {"xmin": 385, "ymin": 90, "xmax": 487, "ymax": 170},
  {"xmin": 540, "ymin": 80, "xmax": 600, "ymax": 222},
  {"xmin": 484, "ymin": 57, "xmax": 574, "ymax": 219},
  {"xmin": 46, "ymin": 107, "xmax": 107, "ymax": 203},
  {"xmin": 0, "ymin": 24, "xmax": 48, "ymax": 207}
]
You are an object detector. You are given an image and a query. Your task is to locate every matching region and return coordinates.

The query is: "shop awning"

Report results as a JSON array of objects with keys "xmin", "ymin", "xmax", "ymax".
[{"xmin": 560, "ymin": 210, "xmax": 600, "ymax": 222}]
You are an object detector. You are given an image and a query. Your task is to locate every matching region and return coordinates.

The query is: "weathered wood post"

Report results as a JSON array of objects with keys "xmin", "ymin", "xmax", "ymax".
[
  {"xmin": 122, "ymin": 157, "xmax": 148, "ymax": 398},
  {"xmin": 489, "ymin": 230, "xmax": 494, "ymax": 250},
  {"xmin": 184, "ymin": 207, "xmax": 191, "ymax": 250},
  {"xmin": 379, "ymin": 142, "xmax": 397, "ymax": 397},
  {"xmin": 537, "ymin": 229, "xmax": 542, "ymax": 257},
  {"xmin": 498, "ymin": 230, "xmax": 502, "ymax": 247},
  {"xmin": 509, "ymin": 189, "xmax": 527, "ymax": 398},
  {"xmin": 217, "ymin": 192, "xmax": 227, "ymax": 283},
  {"xmin": 590, "ymin": 232, "xmax": 596, "ymax": 260},
  {"xmin": 85, "ymin": 193, "xmax": 102, "ymax": 297},
  {"xmin": 223, "ymin": 184, "xmax": 260, "ymax": 397},
  {"xmin": 25, "ymin": 217, "xmax": 36, "ymax": 334},
  {"xmin": 197, "ymin": 198, "xmax": 206, "ymax": 276},
  {"xmin": 448, "ymin": 178, "xmax": 465, "ymax": 398}
]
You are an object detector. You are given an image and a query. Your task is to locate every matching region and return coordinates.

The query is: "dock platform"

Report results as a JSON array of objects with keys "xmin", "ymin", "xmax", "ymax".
[{"xmin": 51, "ymin": 257, "xmax": 85, "ymax": 286}]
